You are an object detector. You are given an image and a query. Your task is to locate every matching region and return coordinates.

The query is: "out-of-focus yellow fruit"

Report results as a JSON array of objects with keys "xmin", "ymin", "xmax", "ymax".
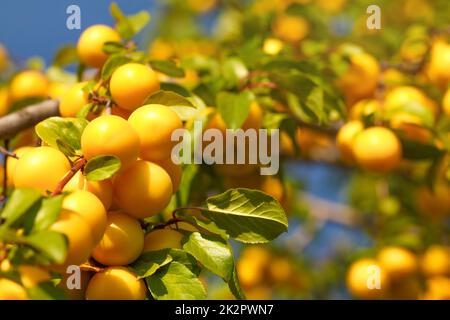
[
  {"xmin": 268, "ymin": 257, "xmax": 292, "ymax": 283},
  {"xmin": 77, "ymin": 25, "xmax": 120, "ymax": 68},
  {"xmin": 315, "ymin": 0, "xmax": 346, "ymax": 13},
  {"xmin": 427, "ymin": 40, "xmax": 450, "ymax": 89},
  {"xmin": 237, "ymin": 246, "xmax": 271, "ymax": 288},
  {"xmin": 6, "ymin": 146, "xmax": 32, "ymax": 187},
  {"xmin": 416, "ymin": 184, "xmax": 450, "ymax": 218},
  {"xmin": 422, "ymin": 276, "xmax": 450, "ymax": 300},
  {"xmin": 81, "ymin": 115, "xmax": 140, "ymax": 171},
  {"xmin": 154, "ymin": 157, "xmax": 182, "ymax": 192},
  {"xmin": 0, "ymin": 278, "xmax": 28, "ymax": 300},
  {"xmin": 337, "ymin": 52, "xmax": 379, "ymax": 104},
  {"xmin": 18, "ymin": 265, "xmax": 50, "ymax": 288},
  {"xmin": 353, "ymin": 127, "xmax": 402, "ymax": 173},
  {"xmin": 349, "ymin": 99, "xmax": 381, "ymax": 120},
  {"xmin": 421, "ymin": 246, "xmax": 450, "ymax": 277},
  {"xmin": 336, "ymin": 120, "xmax": 364, "ymax": 164},
  {"xmin": 92, "ymin": 211, "xmax": 144, "ymax": 266},
  {"xmin": 378, "ymin": 246, "xmax": 419, "ymax": 279},
  {"xmin": 59, "ymin": 270, "xmax": 92, "ymax": 300},
  {"xmin": 148, "ymin": 39, "xmax": 174, "ymax": 60},
  {"xmin": 384, "ymin": 86, "xmax": 437, "ymax": 116},
  {"xmin": 272, "ymin": 14, "xmax": 310, "ymax": 43},
  {"xmin": 389, "ymin": 112, "xmax": 431, "ymax": 144},
  {"xmin": 442, "ymin": 88, "xmax": 450, "ymax": 117},
  {"xmin": 263, "ymin": 38, "xmax": 284, "ymax": 56},
  {"xmin": 110, "ymin": 63, "xmax": 160, "ymax": 111},
  {"xmin": 50, "ymin": 210, "xmax": 94, "ymax": 267},
  {"xmin": 86, "ymin": 267, "xmax": 147, "ymax": 300},
  {"xmin": 187, "ymin": 0, "xmax": 218, "ymax": 13},
  {"xmin": 245, "ymin": 286, "xmax": 272, "ymax": 300},
  {"xmin": 383, "ymin": 68, "xmax": 407, "ymax": 88},
  {"xmin": 62, "ymin": 191, "xmax": 107, "ymax": 244},
  {"xmin": 143, "ymin": 229, "xmax": 183, "ymax": 252},
  {"xmin": 113, "ymin": 161, "xmax": 173, "ymax": 219},
  {"xmin": 64, "ymin": 171, "xmax": 113, "ymax": 210},
  {"xmin": 0, "ymin": 87, "xmax": 10, "ymax": 116},
  {"xmin": 128, "ymin": 104, "xmax": 183, "ymax": 162},
  {"xmin": 59, "ymin": 82, "xmax": 88, "ymax": 117},
  {"xmin": 9, "ymin": 70, "xmax": 49, "ymax": 102},
  {"xmin": 48, "ymin": 82, "xmax": 70, "ymax": 100},
  {"xmin": 346, "ymin": 258, "xmax": 389, "ymax": 299},
  {"xmin": 14, "ymin": 146, "xmax": 71, "ymax": 194}
]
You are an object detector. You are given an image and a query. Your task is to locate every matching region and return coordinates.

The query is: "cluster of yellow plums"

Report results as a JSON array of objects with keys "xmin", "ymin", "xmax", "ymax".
[
  {"xmin": 0, "ymin": 25, "xmax": 192, "ymax": 300},
  {"xmin": 346, "ymin": 245, "xmax": 450, "ymax": 300}
]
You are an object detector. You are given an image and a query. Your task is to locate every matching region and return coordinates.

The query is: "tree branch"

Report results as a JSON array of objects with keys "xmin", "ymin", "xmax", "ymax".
[{"xmin": 0, "ymin": 99, "xmax": 59, "ymax": 140}]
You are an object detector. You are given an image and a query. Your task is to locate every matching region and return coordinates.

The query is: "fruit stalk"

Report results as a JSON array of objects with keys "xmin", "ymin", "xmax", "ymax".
[{"xmin": 51, "ymin": 157, "xmax": 87, "ymax": 196}]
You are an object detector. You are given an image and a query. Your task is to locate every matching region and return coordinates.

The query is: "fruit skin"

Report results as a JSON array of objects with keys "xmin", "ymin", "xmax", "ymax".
[
  {"xmin": 421, "ymin": 246, "xmax": 450, "ymax": 277},
  {"xmin": 349, "ymin": 99, "xmax": 380, "ymax": 120},
  {"xmin": 59, "ymin": 82, "xmax": 88, "ymax": 117},
  {"xmin": 143, "ymin": 229, "xmax": 183, "ymax": 252},
  {"xmin": 92, "ymin": 211, "xmax": 144, "ymax": 266},
  {"xmin": 353, "ymin": 127, "xmax": 402, "ymax": 173},
  {"xmin": 0, "ymin": 278, "xmax": 28, "ymax": 300},
  {"xmin": 263, "ymin": 38, "xmax": 284, "ymax": 56},
  {"xmin": 427, "ymin": 40, "xmax": 450, "ymax": 89},
  {"xmin": 237, "ymin": 246, "xmax": 270, "ymax": 288},
  {"xmin": 77, "ymin": 25, "xmax": 120, "ymax": 68},
  {"xmin": 113, "ymin": 161, "xmax": 173, "ymax": 219},
  {"xmin": 64, "ymin": 171, "xmax": 113, "ymax": 210},
  {"xmin": 378, "ymin": 246, "xmax": 419, "ymax": 279},
  {"xmin": 272, "ymin": 14, "xmax": 310, "ymax": 43},
  {"xmin": 18, "ymin": 265, "xmax": 50, "ymax": 288},
  {"xmin": 154, "ymin": 157, "xmax": 182, "ymax": 192},
  {"xmin": 128, "ymin": 104, "xmax": 183, "ymax": 162},
  {"xmin": 14, "ymin": 146, "xmax": 71, "ymax": 194},
  {"xmin": 6, "ymin": 146, "xmax": 32, "ymax": 187},
  {"xmin": 336, "ymin": 120, "xmax": 364, "ymax": 164},
  {"xmin": 443, "ymin": 87, "xmax": 450, "ymax": 117},
  {"xmin": 0, "ymin": 87, "xmax": 10, "ymax": 117},
  {"xmin": 62, "ymin": 190, "xmax": 107, "ymax": 244},
  {"xmin": 48, "ymin": 82, "xmax": 70, "ymax": 100},
  {"xmin": 389, "ymin": 112, "xmax": 431, "ymax": 144},
  {"xmin": 9, "ymin": 70, "xmax": 49, "ymax": 102},
  {"xmin": 422, "ymin": 276, "xmax": 450, "ymax": 300},
  {"xmin": 86, "ymin": 266, "xmax": 147, "ymax": 300},
  {"xmin": 384, "ymin": 86, "xmax": 437, "ymax": 116},
  {"xmin": 346, "ymin": 258, "xmax": 389, "ymax": 299},
  {"xmin": 337, "ymin": 52, "xmax": 379, "ymax": 104},
  {"xmin": 81, "ymin": 115, "xmax": 140, "ymax": 171},
  {"xmin": 110, "ymin": 63, "xmax": 160, "ymax": 111},
  {"xmin": 50, "ymin": 210, "xmax": 94, "ymax": 268}
]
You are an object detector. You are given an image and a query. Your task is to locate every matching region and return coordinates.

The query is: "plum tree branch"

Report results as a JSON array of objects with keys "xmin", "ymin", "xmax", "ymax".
[{"xmin": 0, "ymin": 99, "xmax": 60, "ymax": 140}]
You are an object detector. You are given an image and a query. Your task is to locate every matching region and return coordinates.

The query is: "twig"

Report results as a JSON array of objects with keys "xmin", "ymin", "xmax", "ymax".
[
  {"xmin": 0, "ymin": 99, "xmax": 59, "ymax": 140},
  {"xmin": 79, "ymin": 262, "xmax": 104, "ymax": 273},
  {"xmin": 0, "ymin": 146, "xmax": 17, "ymax": 159},
  {"xmin": 51, "ymin": 158, "xmax": 87, "ymax": 196},
  {"xmin": 1, "ymin": 140, "xmax": 10, "ymax": 204}
]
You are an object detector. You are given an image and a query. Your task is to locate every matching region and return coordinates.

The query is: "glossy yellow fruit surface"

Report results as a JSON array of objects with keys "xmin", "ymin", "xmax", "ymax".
[
  {"xmin": 113, "ymin": 161, "xmax": 173, "ymax": 219},
  {"xmin": 346, "ymin": 258, "xmax": 389, "ymax": 299},
  {"xmin": 92, "ymin": 211, "xmax": 144, "ymax": 266},
  {"xmin": 77, "ymin": 25, "xmax": 120, "ymax": 68},
  {"xmin": 378, "ymin": 246, "xmax": 418, "ymax": 279},
  {"xmin": 9, "ymin": 70, "xmax": 49, "ymax": 102},
  {"xmin": 421, "ymin": 246, "xmax": 450, "ymax": 277},
  {"xmin": 86, "ymin": 266, "xmax": 147, "ymax": 300},
  {"xmin": 6, "ymin": 146, "xmax": 32, "ymax": 187},
  {"xmin": 59, "ymin": 82, "xmax": 88, "ymax": 117},
  {"xmin": 0, "ymin": 278, "xmax": 28, "ymax": 300},
  {"xmin": 272, "ymin": 14, "xmax": 310, "ymax": 43},
  {"xmin": 154, "ymin": 157, "xmax": 182, "ymax": 192},
  {"xmin": 143, "ymin": 229, "xmax": 183, "ymax": 252},
  {"xmin": 336, "ymin": 120, "xmax": 364, "ymax": 164}
]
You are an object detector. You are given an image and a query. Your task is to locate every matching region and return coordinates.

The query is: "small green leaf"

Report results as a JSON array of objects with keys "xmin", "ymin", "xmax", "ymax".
[
  {"xmin": 216, "ymin": 91, "xmax": 253, "ymax": 130},
  {"xmin": 35, "ymin": 117, "xmax": 88, "ymax": 155},
  {"xmin": 24, "ymin": 231, "xmax": 68, "ymax": 264},
  {"xmin": 127, "ymin": 10, "xmax": 151, "ymax": 35},
  {"xmin": 102, "ymin": 41, "xmax": 125, "ymax": 54},
  {"xmin": 25, "ymin": 195, "xmax": 64, "ymax": 234},
  {"xmin": 149, "ymin": 60, "xmax": 185, "ymax": 78},
  {"xmin": 27, "ymin": 282, "xmax": 67, "ymax": 300},
  {"xmin": 400, "ymin": 139, "xmax": 444, "ymax": 160},
  {"xmin": 56, "ymin": 139, "xmax": 77, "ymax": 157},
  {"xmin": 204, "ymin": 188, "xmax": 288, "ymax": 243},
  {"xmin": 52, "ymin": 45, "xmax": 78, "ymax": 67},
  {"xmin": 228, "ymin": 264, "xmax": 246, "ymax": 300},
  {"xmin": 0, "ymin": 189, "xmax": 42, "ymax": 228},
  {"xmin": 101, "ymin": 54, "xmax": 131, "ymax": 80},
  {"xmin": 144, "ymin": 90, "xmax": 196, "ymax": 120},
  {"xmin": 129, "ymin": 249, "xmax": 173, "ymax": 279},
  {"xmin": 146, "ymin": 262, "xmax": 206, "ymax": 300},
  {"xmin": 84, "ymin": 155, "xmax": 121, "ymax": 181},
  {"xmin": 76, "ymin": 103, "xmax": 95, "ymax": 119},
  {"xmin": 182, "ymin": 232, "xmax": 234, "ymax": 281}
]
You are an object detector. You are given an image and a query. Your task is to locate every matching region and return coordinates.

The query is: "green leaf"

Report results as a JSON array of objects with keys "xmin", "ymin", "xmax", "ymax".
[
  {"xmin": 101, "ymin": 54, "xmax": 131, "ymax": 80},
  {"xmin": 56, "ymin": 139, "xmax": 77, "ymax": 157},
  {"xmin": 129, "ymin": 249, "xmax": 173, "ymax": 279},
  {"xmin": 167, "ymin": 249, "xmax": 201, "ymax": 276},
  {"xmin": 0, "ymin": 189, "xmax": 42, "ymax": 228},
  {"xmin": 24, "ymin": 231, "xmax": 68, "ymax": 264},
  {"xmin": 221, "ymin": 58, "xmax": 248, "ymax": 88},
  {"xmin": 182, "ymin": 232, "xmax": 234, "ymax": 281},
  {"xmin": 84, "ymin": 155, "xmax": 121, "ymax": 181},
  {"xmin": 52, "ymin": 45, "xmax": 78, "ymax": 67},
  {"xmin": 25, "ymin": 195, "xmax": 64, "ymax": 234},
  {"xmin": 102, "ymin": 41, "xmax": 125, "ymax": 54},
  {"xmin": 127, "ymin": 10, "xmax": 151, "ymax": 35},
  {"xmin": 216, "ymin": 91, "xmax": 253, "ymax": 130},
  {"xmin": 109, "ymin": 3, "xmax": 150, "ymax": 40},
  {"xmin": 146, "ymin": 262, "xmax": 206, "ymax": 300},
  {"xmin": 35, "ymin": 117, "xmax": 88, "ymax": 155},
  {"xmin": 180, "ymin": 214, "xmax": 229, "ymax": 241},
  {"xmin": 204, "ymin": 188, "xmax": 288, "ymax": 243},
  {"xmin": 177, "ymin": 164, "xmax": 198, "ymax": 206},
  {"xmin": 149, "ymin": 60, "xmax": 185, "ymax": 78},
  {"xmin": 27, "ymin": 282, "xmax": 66, "ymax": 300},
  {"xmin": 144, "ymin": 90, "xmax": 196, "ymax": 120},
  {"xmin": 76, "ymin": 103, "xmax": 95, "ymax": 119},
  {"xmin": 228, "ymin": 264, "xmax": 246, "ymax": 300},
  {"xmin": 400, "ymin": 139, "xmax": 444, "ymax": 160}
]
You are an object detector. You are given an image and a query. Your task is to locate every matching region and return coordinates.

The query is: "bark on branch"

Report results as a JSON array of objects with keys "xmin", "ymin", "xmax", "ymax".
[{"xmin": 0, "ymin": 99, "xmax": 60, "ymax": 140}]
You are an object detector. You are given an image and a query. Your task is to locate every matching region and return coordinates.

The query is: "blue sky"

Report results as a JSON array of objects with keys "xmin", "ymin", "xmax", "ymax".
[{"xmin": 0, "ymin": 0, "xmax": 160, "ymax": 64}]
